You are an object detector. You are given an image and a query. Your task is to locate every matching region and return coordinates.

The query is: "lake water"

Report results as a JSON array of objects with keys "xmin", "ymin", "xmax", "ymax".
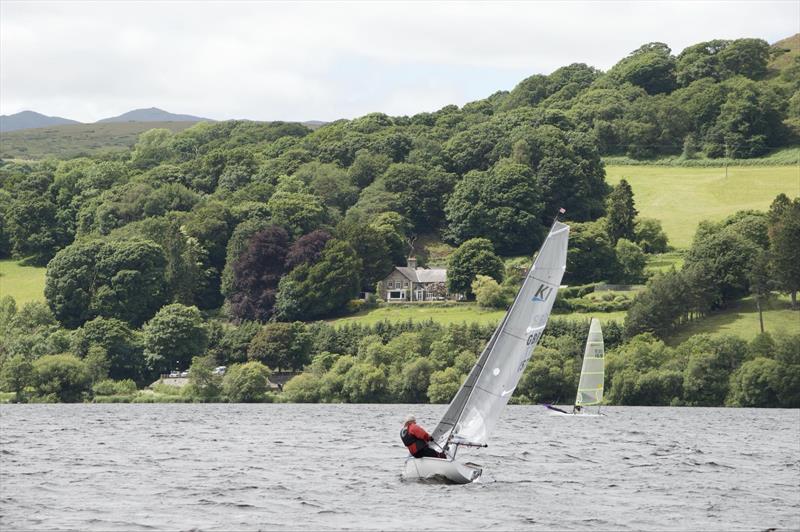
[{"xmin": 1, "ymin": 404, "xmax": 798, "ymax": 531}]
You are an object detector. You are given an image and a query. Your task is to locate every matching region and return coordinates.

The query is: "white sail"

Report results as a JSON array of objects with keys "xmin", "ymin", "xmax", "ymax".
[
  {"xmin": 575, "ymin": 318, "xmax": 604, "ymax": 406},
  {"xmin": 432, "ymin": 221, "xmax": 570, "ymax": 447}
]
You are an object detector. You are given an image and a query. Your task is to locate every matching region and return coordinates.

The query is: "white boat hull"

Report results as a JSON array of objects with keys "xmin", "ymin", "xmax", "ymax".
[{"xmin": 402, "ymin": 456, "xmax": 482, "ymax": 484}]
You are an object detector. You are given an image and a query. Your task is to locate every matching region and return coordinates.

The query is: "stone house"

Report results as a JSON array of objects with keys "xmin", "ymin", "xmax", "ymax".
[{"xmin": 380, "ymin": 257, "xmax": 451, "ymax": 302}]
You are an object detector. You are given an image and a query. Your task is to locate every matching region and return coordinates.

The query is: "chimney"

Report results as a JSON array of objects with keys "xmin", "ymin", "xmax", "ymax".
[{"xmin": 407, "ymin": 257, "xmax": 417, "ymax": 269}]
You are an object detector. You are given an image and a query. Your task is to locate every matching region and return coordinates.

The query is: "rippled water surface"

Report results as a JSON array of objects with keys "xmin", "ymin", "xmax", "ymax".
[{"xmin": 1, "ymin": 404, "xmax": 798, "ymax": 531}]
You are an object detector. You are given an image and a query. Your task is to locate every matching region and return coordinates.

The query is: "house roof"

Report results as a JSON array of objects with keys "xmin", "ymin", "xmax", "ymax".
[{"xmin": 394, "ymin": 267, "xmax": 447, "ymax": 283}]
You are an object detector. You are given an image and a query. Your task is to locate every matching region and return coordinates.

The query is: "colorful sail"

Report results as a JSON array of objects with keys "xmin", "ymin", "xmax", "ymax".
[{"xmin": 575, "ymin": 318, "xmax": 604, "ymax": 406}]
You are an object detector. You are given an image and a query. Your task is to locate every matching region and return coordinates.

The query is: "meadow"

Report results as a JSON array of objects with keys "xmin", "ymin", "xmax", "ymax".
[
  {"xmin": 606, "ymin": 164, "xmax": 800, "ymax": 248},
  {"xmin": 0, "ymin": 260, "xmax": 46, "ymax": 305},
  {"xmin": 670, "ymin": 295, "xmax": 797, "ymax": 344},
  {"xmin": 0, "ymin": 121, "xmax": 197, "ymax": 160}
]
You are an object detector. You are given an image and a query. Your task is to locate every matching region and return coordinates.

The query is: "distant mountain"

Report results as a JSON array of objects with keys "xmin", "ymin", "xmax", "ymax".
[
  {"xmin": 0, "ymin": 110, "xmax": 81, "ymax": 133},
  {"xmin": 97, "ymin": 107, "xmax": 210, "ymax": 123}
]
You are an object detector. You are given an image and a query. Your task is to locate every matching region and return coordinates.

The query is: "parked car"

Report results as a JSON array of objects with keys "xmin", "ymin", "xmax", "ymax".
[
  {"xmin": 169, "ymin": 371, "xmax": 180, "ymax": 378},
  {"xmin": 213, "ymin": 366, "xmax": 227, "ymax": 375}
]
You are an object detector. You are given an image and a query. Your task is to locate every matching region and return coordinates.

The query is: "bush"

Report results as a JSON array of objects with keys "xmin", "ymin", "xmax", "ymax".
[
  {"xmin": 92, "ymin": 378, "xmax": 137, "ymax": 396},
  {"xmin": 223, "ymin": 361, "xmax": 272, "ymax": 402},
  {"xmin": 472, "ymin": 275, "xmax": 509, "ymax": 309},
  {"xmin": 33, "ymin": 354, "xmax": 91, "ymax": 402}
]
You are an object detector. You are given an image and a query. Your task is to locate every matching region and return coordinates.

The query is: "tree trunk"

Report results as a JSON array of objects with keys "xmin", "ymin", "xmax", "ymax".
[
  {"xmin": 757, "ymin": 297, "xmax": 764, "ymax": 334},
  {"xmin": 792, "ymin": 290, "xmax": 798, "ymax": 310}
]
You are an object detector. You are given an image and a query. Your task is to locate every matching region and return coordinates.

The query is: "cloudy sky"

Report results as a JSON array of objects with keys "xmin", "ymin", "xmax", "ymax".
[{"xmin": 1, "ymin": 1, "xmax": 798, "ymax": 123}]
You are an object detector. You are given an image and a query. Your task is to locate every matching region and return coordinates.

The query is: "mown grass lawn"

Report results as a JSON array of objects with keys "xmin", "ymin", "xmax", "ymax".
[
  {"xmin": 606, "ymin": 165, "xmax": 800, "ymax": 248},
  {"xmin": 670, "ymin": 295, "xmax": 798, "ymax": 345},
  {"xmin": 329, "ymin": 302, "xmax": 627, "ymax": 327},
  {"xmin": 0, "ymin": 260, "xmax": 47, "ymax": 305}
]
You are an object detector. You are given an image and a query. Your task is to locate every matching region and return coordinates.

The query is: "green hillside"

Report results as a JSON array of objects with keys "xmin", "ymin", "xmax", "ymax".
[
  {"xmin": 0, "ymin": 121, "xmax": 198, "ymax": 160},
  {"xmin": 606, "ymin": 164, "xmax": 800, "ymax": 248},
  {"xmin": 670, "ymin": 295, "xmax": 797, "ymax": 344}
]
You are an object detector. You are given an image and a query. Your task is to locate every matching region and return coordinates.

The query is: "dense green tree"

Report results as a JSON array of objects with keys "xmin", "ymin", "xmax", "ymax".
[
  {"xmin": 45, "ymin": 239, "xmax": 168, "ymax": 328},
  {"xmin": 726, "ymin": 357, "xmax": 783, "ymax": 407},
  {"xmin": 208, "ymin": 321, "xmax": 261, "ymax": 365},
  {"xmin": 338, "ymin": 222, "xmax": 393, "ymax": 291},
  {"xmin": 33, "ymin": 354, "xmax": 91, "ymax": 402},
  {"xmin": 614, "ymin": 239, "xmax": 647, "ymax": 283},
  {"xmin": 72, "ymin": 317, "xmax": 144, "ymax": 383},
  {"xmin": 607, "ymin": 42, "xmax": 677, "ymax": 95},
  {"xmin": 266, "ymin": 175, "xmax": 326, "ymax": 238},
  {"xmin": 131, "ymin": 129, "xmax": 175, "ymax": 169},
  {"xmin": 445, "ymin": 160, "xmax": 545, "ymax": 254},
  {"xmin": 248, "ymin": 322, "xmax": 313, "ymax": 371},
  {"xmin": 83, "ymin": 346, "xmax": 110, "ymax": 384},
  {"xmin": 769, "ymin": 198, "xmax": 800, "ymax": 308},
  {"xmin": 342, "ymin": 361, "xmax": 389, "ymax": 402},
  {"xmin": 446, "ymin": 238, "xmax": 504, "ymax": 298},
  {"xmin": 624, "ymin": 270, "xmax": 689, "ymax": 339},
  {"xmin": 6, "ymin": 189, "xmax": 67, "ymax": 265},
  {"xmin": 472, "ymin": 275, "xmax": 508, "ymax": 309},
  {"xmin": 347, "ymin": 150, "xmax": 391, "ymax": 188},
  {"xmin": 565, "ymin": 220, "xmax": 619, "ymax": 284},
  {"xmin": 274, "ymin": 239, "xmax": 362, "ymax": 320},
  {"xmin": 222, "ymin": 361, "xmax": 272, "ymax": 402},
  {"xmin": 185, "ymin": 355, "xmax": 222, "ymax": 401},
  {"xmin": 634, "ymin": 218, "xmax": 669, "ymax": 253},
  {"xmin": 517, "ymin": 346, "xmax": 578, "ymax": 403},
  {"xmin": 282, "ymin": 372, "xmax": 322, "ymax": 402},
  {"xmin": 0, "ymin": 355, "xmax": 33, "ymax": 402},
  {"xmin": 295, "ymin": 162, "xmax": 359, "ymax": 214},
  {"xmin": 427, "ymin": 367, "xmax": 463, "ymax": 403},
  {"xmin": 391, "ymin": 357, "xmax": 435, "ymax": 403},
  {"xmin": 707, "ymin": 77, "xmax": 786, "ymax": 158},
  {"xmin": 142, "ymin": 304, "xmax": 208, "ymax": 375},
  {"xmin": 605, "ymin": 179, "xmax": 638, "ymax": 243},
  {"xmin": 684, "ymin": 226, "xmax": 759, "ymax": 308},
  {"xmin": 368, "ymin": 212, "xmax": 409, "ymax": 267},
  {"xmin": 380, "ymin": 163, "xmax": 456, "ymax": 232}
]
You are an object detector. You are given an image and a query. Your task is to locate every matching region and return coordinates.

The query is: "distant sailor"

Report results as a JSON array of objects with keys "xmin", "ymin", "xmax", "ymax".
[{"xmin": 401, "ymin": 415, "xmax": 446, "ymax": 459}]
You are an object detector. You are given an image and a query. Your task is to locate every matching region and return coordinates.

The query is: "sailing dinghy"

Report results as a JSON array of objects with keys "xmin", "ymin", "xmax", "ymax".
[
  {"xmin": 544, "ymin": 317, "xmax": 605, "ymax": 416},
  {"xmin": 403, "ymin": 219, "xmax": 570, "ymax": 484}
]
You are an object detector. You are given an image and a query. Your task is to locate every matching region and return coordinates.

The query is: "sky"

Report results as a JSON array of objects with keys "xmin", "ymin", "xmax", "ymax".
[{"xmin": 1, "ymin": 1, "xmax": 798, "ymax": 123}]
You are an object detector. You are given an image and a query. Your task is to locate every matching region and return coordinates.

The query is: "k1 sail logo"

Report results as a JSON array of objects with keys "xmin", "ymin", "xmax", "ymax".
[{"xmin": 531, "ymin": 283, "xmax": 554, "ymax": 302}]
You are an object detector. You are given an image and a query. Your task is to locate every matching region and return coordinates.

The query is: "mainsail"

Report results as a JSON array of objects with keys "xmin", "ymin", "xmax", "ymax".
[
  {"xmin": 575, "ymin": 318, "xmax": 604, "ymax": 407},
  {"xmin": 432, "ymin": 221, "xmax": 570, "ymax": 447}
]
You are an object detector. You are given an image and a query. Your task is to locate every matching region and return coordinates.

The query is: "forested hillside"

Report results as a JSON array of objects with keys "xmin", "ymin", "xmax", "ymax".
[{"xmin": 0, "ymin": 36, "xmax": 798, "ymax": 406}]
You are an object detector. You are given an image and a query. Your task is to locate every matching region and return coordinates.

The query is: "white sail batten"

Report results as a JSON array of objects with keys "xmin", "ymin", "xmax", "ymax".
[
  {"xmin": 575, "ymin": 318, "xmax": 604, "ymax": 406},
  {"xmin": 433, "ymin": 221, "xmax": 570, "ymax": 447}
]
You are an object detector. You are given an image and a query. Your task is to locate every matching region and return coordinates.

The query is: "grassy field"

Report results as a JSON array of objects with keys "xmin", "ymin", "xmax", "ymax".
[
  {"xmin": 0, "ymin": 121, "xmax": 198, "ymax": 160},
  {"xmin": 606, "ymin": 164, "xmax": 800, "ymax": 248},
  {"xmin": 671, "ymin": 295, "xmax": 798, "ymax": 345},
  {"xmin": 645, "ymin": 252, "xmax": 685, "ymax": 274},
  {"xmin": 329, "ymin": 302, "xmax": 626, "ymax": 327},
  {"xmin": 0, "ymin": 260, "xmax": 47, "ymax": 305}
]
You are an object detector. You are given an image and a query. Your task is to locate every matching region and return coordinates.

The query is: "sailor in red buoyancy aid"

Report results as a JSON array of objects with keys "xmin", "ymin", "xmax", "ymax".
[{"xmin": 401, "ymin": 415, "xmax": 446, "ymax": 459}]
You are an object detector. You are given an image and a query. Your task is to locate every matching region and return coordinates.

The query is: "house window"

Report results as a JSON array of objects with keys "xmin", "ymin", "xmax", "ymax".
[
  {"xmin": 403, "ymin": 281, "xmax": 408, "ymax": 288},
  {"xmin": 388, "ymin": 281, "xmax": 395, "ymax": 289},
  {"xmin": 389, "ymin": 291, "xmax": 404, "ymax": 300}
]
